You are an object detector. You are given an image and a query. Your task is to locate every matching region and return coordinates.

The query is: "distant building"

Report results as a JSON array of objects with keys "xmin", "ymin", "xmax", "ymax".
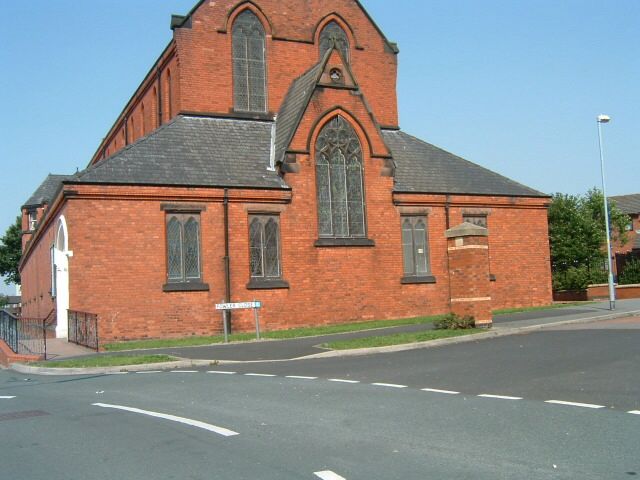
[
  {"xmin": 19, "ymin": 0, "xmax": 552, "ymax": 343},
  {"xmin": 611, "ymin": 194, "xmax": 640, "ymax": 253}
]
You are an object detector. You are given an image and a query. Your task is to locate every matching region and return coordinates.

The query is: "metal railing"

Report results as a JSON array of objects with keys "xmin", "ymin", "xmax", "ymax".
[
  {"xmin": 68, "ymin": 310, "xmax": 99, "ymax": 351},
  {"xmin": 0, "ymin": 309, "xmax": 49, "ymax": 358}
]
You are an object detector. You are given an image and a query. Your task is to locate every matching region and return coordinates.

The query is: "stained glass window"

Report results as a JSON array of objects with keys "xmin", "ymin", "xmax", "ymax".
[
  {"xmin": 316, "ymin": 116, "xmax": 365, "ymax": 238},
  {"xmin": 319, "ymin": 21, "xmax": 349, "ymax": 62},
  {"xmin": 233, "ymin": 11, "xmax": 267, "ymax": 112},
  {"xmin": 402, "ymin": 216, "xmax": 431, "ymax": 276},
  {"xmin": 249, "ymin": 215, "xmax": 282, "ymax": 280},
  {"xmin": 166, "ymin": 214, "xmax": 201, "ymax": 283}
]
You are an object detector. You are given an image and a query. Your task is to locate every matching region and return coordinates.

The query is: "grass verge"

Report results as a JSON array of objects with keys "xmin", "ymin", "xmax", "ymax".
[
  {"xmin": 322, "ymin": 328, "xmax": 483, "ymax": 350},
  {"xmin": 102, "ymin": 315, "xmax": 447, "ymax": 352},
  {"xmin": 29, "ymin": 355, "xmax": 178, "ymax": 368},
  {"xmin": 492, "ymin": 302, "xmax": 594, "ymax": 316}
]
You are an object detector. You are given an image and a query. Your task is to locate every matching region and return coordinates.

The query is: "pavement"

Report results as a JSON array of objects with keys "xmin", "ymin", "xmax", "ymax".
[{"xmin": 28, "ymin": 298, "xmax": 640, "ymax": 371}]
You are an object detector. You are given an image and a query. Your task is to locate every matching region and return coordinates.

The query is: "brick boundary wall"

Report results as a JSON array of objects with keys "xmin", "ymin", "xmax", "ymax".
[{"xmin": 0, "ymin": 339, "xmax": 42, "ymax": 367}]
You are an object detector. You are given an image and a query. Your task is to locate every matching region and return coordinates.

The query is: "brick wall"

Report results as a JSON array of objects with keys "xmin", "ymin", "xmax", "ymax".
[
  {"xmin": 18, "ymin": 181, "xmax": 552, "ymax": 343},
  {"xmin": 20, "ymin": 206, "xmax": 63, "ymax": 320}
]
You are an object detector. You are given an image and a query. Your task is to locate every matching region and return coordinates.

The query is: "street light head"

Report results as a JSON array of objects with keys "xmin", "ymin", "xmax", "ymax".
[{"xmin": 597, "ymin": 114, "xmax": 611, "ymax": 123}]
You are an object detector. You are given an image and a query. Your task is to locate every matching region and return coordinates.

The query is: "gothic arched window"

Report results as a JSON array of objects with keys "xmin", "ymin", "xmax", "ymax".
[
  {"xmin": 232, "ymin": 11, "xmax": 267, "ymax": 112},
  {"xmin": 316, "ymin": 116, "xmax": 365, "ymax": 238},
  {"xmin": 319, "ymin": 21, "xmax": 349, "ymax": 61},
  {"xmin": 166, "ymin": 213, "xmax": 201, "ymax": 283}
]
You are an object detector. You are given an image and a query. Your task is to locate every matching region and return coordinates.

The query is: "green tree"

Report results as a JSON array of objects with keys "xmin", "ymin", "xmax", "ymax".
[
  {"xmin": 548, "ymin": 189, "xmax": 630, "ymax": 290},
  {"xmin": 0, "ymin": 294, "xmax": 8, "ymax": 307},
  {"xmin": 0, "ymin": 216, "xmax": 22, "ymax": 285}
]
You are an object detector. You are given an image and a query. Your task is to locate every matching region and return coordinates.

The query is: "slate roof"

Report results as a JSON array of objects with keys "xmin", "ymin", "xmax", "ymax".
[
  {"xmin": 73, "ymin": 116, "xmax": 288, "ymax": 190},
  {"xmin": 274, "ymin": 49, "xmax": 331, "ymax": 166},
  {"xmin": 382, "ymin": 130, "xmax": 547, "ymax": 197},
  {"xmin": 610, "ymin": 194, "xmax": 640, "ymax": 215},
  {"xmin": 6, "ymin": 296, "xmax": 21, "ymax": 305},
  {"xmin": 23, "ymin": 174, "xmax": 76, "ymax": 208}
]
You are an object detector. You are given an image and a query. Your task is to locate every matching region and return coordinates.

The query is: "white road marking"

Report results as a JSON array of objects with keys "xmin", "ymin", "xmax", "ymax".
[
  {"xmin": 545, "ymin": 400, "xmax": 606, "ymax": 409},
  {"xmin": 478, "ymin": 394, "xmax": 522, "ymax": 400},
  {"xmin": 244, "ymin": 373, "xmax": 277, "ymax": 377},
  {"xmin": 0, "ymin": 396, "xmax": 16, "ymax": 399},
  {"xmin": 371, "ymin": 383, "xmax": 407, "ymax": 389},
  {"xmin": 328, "ymin": 379, "xmax": 360, "ymax": 384},
  {"xmin": 171, "ymin": 370, "xmax": 198, "ymax": 373},
  {"xmin": 314, "ymin": 470, "xmax": 347, "ymax": 480},
  {"xmin": 207, "ymin": 371, "xmax": 236, "ymax": 375},
  {"xmin": 421, "ymin": 388, "xmax": 460, "ymax": 395},
  {"xmin": 629, "ymin": 410, "xmax": 640, "ymax": 415},
  {"xmin": 286, "ymin": 376, "xmax": 318, "ymax": 380},
  {"xmin": 104, "ymin": 372, "xmax": 128, "ymax": 375},
  {"xmin": 136, "ymin": 370, "xmax": 162, "ymax": 374},
  {"xmin": 92, "ymin": 403, "xmax": 239, "ymax": 437}
]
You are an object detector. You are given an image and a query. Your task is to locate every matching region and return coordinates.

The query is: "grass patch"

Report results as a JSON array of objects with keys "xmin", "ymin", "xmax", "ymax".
[
  {"xmin": 30, "ymin": 355, "xmax": 177, "ymax": 368},
  {"xmin": 323, "ymin": 328, "xmax": 483, "ymax": 350},
  {"xmin": 492, "ymin": 302, "xmax": 594, "ymax": 316},
  {"xmin": 102, "ymin": 315, "xmax": 447, "ymax": 352}
]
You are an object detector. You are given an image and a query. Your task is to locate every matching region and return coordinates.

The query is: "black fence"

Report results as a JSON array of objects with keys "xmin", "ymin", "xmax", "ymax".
[
  {"xmin": 68, "ymin": 310, "xmax": 99, "ymax": 351},
  {"xmin": 616, "ymin": 251, "xmax": 640, "ymax": 281},
  {"xmin": 0, "ymin": 309, "xmax": 48, "ymax": 358}
]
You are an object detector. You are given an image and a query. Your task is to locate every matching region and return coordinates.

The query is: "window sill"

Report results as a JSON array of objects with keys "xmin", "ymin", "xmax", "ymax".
[
  {"xmin": 246, "ymin": 279, "xmax": 290, "ymax": 290},
  {"xmin": 163, "ymin": 282, "xmax": 210, "ymax": 292},
  {"xmin": 401, "ymin": 275, "xmax": 437, "ymax": 285},
  {"xmin": 490, "ymin": 274, "xmax": 497, "ymax": 282},
  {"xmin": 314, "ymin": 238, "xmax": 375, "ymax": 248}
]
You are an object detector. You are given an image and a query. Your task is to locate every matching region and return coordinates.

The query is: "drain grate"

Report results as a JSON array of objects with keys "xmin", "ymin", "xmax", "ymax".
[{"xmin": 0, "ymin": 410, "xmax": 50, "ymax": 422}]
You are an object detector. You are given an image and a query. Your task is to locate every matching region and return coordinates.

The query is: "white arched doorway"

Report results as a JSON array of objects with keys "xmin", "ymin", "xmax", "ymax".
[{"xmin": 53, "ymin": 217, "xmax": 70, "ymax": 338}]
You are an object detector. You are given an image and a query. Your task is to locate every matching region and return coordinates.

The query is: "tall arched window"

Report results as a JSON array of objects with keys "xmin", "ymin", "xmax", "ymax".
[
  {"xmin": 319, "ymin": 21, "xmax": 349, "ymax": 61},
  {"xmin": 316, "ymin": 116, "xmax": 365, "ymax": 238},
  {"xmin": 232, "ymin": 10, "xmax": 267, "ymax": 112},
  {"xmin": 166, "ymin": 213, "xmax": 202, "ymax": 283}
]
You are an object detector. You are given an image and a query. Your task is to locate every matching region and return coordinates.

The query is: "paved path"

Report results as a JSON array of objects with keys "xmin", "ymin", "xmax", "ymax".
[{"xmin": 94, "ymin": 299, "xmax": 640, "ymax": 362}]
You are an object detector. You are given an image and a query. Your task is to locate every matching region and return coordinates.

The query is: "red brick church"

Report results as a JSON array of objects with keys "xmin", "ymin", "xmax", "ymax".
[{"xmin": 19, "ymin": 0, "xmax": 552, "ymax": 342}]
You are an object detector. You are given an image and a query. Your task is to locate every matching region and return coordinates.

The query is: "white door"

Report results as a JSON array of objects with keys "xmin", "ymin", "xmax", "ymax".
[{"xmin": 54, "ymin": 218, "xmax": 69, "ymax": 339}]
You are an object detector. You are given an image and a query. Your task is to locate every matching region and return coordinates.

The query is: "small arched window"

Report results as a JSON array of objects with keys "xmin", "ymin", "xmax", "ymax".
[
  {"xmin": 166, "ymin": 69, "xmax": 172, "ymax": 119},
  {"xmin": 319, "ymin": 21, "xmax": 349, "ymax": 61},
  {"xmin": 232, "ymin": 10, "xmax": 267, "ymax": 112},
  {"xmin": 316, "ymin": 116, "xmax": 365, "ymax": 238}
]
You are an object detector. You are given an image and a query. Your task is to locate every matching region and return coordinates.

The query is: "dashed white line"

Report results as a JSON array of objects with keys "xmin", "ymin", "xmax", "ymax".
[
  {"xmin": 136, "ymin": 370, "xmax": 162, "ymax": 374},
  {"xmin": 314, "ymin": 470, "xmax": 347, "ymax": 480},
  {"xmin": 104, "ymin": 372, "xmax": 128, "ymax": 375},
  {"xmin": 478, "ymin": 394, "xmax": 523, "ymax": 400},
  {"xmin": 244, "ymin": 373, "xmax": 277, "ymax": 377},
  {"xmin": 92, "ymin": 403, "xmax": 239, "ymax": 436},
  {"xmin": 0, "ymin": 396, "xmax": 16, "ymax": 399},
  {"xmin": 328, "ymin": 379, "xmax": 360, "ymax": 384},
  {"xmin": 286, "ymin": 376, "xmax": 318, "ymax": 380},
  {"xmin": 207, "ymin": 371, "xmax": 237, "ymax": 375},
  {"xmin": 545, "ymin": 400, "xmax": 606, "ymax": 409},
  {"xmin": 629, "ymin": 410, "xmax": 640, "ymax": 415},
  {"xmin": 371, "ymin": 383, "xmax": 407, "ymax": 389},
  {"xmin": 421, "ymin": 388, "xmax": 460, "ymax": 395},
  {"xmin": 171, "ymin": 370, "xmax": 198, "ymax": 373}
]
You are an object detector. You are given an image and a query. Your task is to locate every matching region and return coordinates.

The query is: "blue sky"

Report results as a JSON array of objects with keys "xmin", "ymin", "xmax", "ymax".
[{"xmin": 0, "ymin": 0, "xmax": 638, "ymax": 294}]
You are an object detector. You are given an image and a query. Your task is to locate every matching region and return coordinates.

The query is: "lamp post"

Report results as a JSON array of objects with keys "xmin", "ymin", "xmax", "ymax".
[{"xmin": 596, "ymin": 114, "xmax": 615, "ymax": 310}]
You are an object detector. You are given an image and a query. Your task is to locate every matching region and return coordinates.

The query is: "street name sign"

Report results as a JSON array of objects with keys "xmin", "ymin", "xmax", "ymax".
[{"xmin": 215, "ymin": 302, "xmax": 262, "ymax": 310}]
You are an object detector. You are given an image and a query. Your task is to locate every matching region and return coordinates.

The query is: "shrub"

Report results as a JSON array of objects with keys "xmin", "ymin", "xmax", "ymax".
[
  {"xmin": 434, "ymin": 313, "xmax": 475, "ymax": 330},
  {"xmin": 619, "ymin": 258, "xmax": 640, "ymax": 285},
  {"xmin": 552, "ymin": 265, "xmax": 607, "ymax": 291}
]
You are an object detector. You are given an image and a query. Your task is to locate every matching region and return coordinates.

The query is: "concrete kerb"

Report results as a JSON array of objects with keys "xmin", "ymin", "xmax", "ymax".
[
  {"xmin": 9, "ymin": 308, "xmax": 640, "ymax": 375},
  {"xmin": 9, "ymin": 359, "xmax": 217, "ymax": 376}
]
